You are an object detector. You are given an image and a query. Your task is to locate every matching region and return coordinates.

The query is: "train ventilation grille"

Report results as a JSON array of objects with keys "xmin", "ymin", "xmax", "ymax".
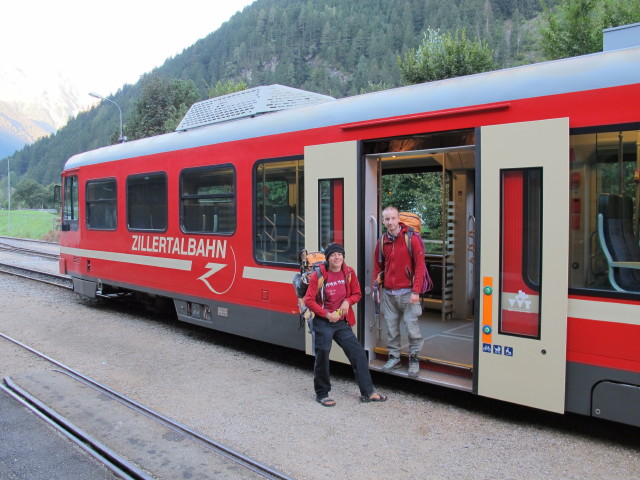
[{"xmin": 175, "ymin": 84, "xmax": 335, "ymax": 131}]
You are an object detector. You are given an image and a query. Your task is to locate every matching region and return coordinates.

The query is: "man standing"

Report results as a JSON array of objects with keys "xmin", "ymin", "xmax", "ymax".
[{"xmin": 372, "ymin": 206, "xmax": 425, "ymax": 378}]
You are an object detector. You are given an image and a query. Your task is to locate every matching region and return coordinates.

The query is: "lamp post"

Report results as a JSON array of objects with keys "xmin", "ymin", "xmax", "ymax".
[
  {"xmin": 6, "ymin": 157, "xmax": 9, "ymax": 234},
  {"xmin": 89, "ymin": 92, "xmax": 125, "ymax": 143}
]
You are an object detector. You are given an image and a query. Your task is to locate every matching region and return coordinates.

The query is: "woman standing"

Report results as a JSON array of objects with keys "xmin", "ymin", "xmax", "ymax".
[{"xmin": 304, "ymin": 243, "xmax": 387, "ymax": 407}]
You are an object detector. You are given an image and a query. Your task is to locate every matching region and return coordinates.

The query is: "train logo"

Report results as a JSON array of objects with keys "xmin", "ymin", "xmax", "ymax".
[
  {"xmin": 197, "ymin": 246, "xmax": 237, "ymax": 295},
  {"xmin": 506, "ymin": 290, "xmax": 532, "ymax": 312},
  {"xmin": 130, "ymin": 234, "xmax": 237, "ymax": 294}
]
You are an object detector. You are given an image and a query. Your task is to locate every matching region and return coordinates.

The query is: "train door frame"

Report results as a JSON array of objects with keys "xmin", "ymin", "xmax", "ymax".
[
  {"xmin": 364, "ymin": 146, "xmax": 476, "ymax": 390},
  {"xmin": 477, "ymin": 117, "xmax": 569, "ymax": 413},
  {"xmin": 303, "ymin": 140, "xmax": 361, "ymax": 363}
]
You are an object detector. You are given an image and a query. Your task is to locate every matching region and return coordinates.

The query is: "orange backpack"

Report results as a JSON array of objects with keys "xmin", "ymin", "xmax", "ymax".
[
  {"xmin": 398, "ymin": 211, "xmax": 422, "ymax": 233},
  {"xmin": 292, "ymin": 250, "xmax": 326, "ymax": 326}
]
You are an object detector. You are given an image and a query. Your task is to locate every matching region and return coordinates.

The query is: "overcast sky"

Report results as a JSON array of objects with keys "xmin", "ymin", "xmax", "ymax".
[{"xmin": 2, "ymin": 0, "xmax": 256, "ymax": 105}]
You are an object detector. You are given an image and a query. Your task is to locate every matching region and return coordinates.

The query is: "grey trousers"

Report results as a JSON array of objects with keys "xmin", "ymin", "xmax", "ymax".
[{"xmin": 381, "ymin": 290, "xmax": 424, "ymax": 357}]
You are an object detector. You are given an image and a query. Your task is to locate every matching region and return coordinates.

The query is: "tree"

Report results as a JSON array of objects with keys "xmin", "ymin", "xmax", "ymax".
[
  {"xmin": 540, "ymin": 0, "xmax": 640, "ymax": 60},
  {"xmin": 358, "ymin": 81, "xmax": 395, "ymax": 95},
  {"xmin": 124, "ymin": 76, "xmax": 200, "ymax": 141},
  {"xmin": 397, "ymin": 28, "xmax": 495, "ymax": 85},
  {"xmin": 382, "ymin": 172, "xmax": 443, "ymax": 241},
  {"xmin": 11, "ymin": 178, "xmax": 47, "ymax": 209},
  {"xmin": 604, "ymin": 0, "xmax": 640, "ymax": 26},
  {"xmin": 540, "ymin": 0, "xmax": 602, "ymax": 59},
  {"xmin": 207, "ymin": 79, "xmax": 248, "ymax": 98}
]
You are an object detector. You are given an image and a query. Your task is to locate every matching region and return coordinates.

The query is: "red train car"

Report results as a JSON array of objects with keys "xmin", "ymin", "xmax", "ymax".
[{"xmin": 60, "ymin": 30, "xmax": 640, "ymax": 427}]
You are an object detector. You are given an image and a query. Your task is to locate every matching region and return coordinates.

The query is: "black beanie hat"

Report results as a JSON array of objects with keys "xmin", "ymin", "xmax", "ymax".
[{"xmin": 324, "ymin": 243, "xmax": 345, "ymax": 259}]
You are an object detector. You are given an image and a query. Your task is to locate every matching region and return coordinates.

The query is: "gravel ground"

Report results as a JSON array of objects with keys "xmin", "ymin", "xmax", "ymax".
[{"xmin": 1, "ymin": 273, "xmax": 639, "ymax": 480}]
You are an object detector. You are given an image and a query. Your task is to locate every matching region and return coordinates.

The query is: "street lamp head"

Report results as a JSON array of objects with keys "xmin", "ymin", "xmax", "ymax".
[{"xmin": 89, "ymin": 92, "xmax": 125, "ymax": 143}]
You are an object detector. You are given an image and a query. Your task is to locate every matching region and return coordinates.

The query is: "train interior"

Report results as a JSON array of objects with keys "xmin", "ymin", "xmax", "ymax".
[
  {"xmin": 255, "ymin": 158, "xmax": 305, "ymax": 265},
  {"xmin": 363, "ymin": 130, "xmax": 477, "ymax": 391},
  {"xmin": 569, "ymin": 128, "xmax": 640, "ymax": 294}
]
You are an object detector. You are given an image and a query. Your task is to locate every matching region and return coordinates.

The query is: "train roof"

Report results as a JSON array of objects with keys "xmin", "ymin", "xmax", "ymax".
[{"xmin": 64, "ymin": 46, "xmax": 640, "ymax": 170}]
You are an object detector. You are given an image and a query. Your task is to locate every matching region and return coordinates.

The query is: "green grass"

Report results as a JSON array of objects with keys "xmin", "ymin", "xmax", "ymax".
[{"xmin": 0, "ymin": 210, "xmax": 60, "ymax": 240}]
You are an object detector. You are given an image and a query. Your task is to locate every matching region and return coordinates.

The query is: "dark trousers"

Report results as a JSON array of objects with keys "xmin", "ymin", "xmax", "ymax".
[{"xmin": 312, "ymin": 317, "xmax": 374, "ymax": 399}]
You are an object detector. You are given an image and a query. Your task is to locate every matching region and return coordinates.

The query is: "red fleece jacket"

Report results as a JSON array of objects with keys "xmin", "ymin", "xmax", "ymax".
[
  {"xmin": 372, "ymin": 222, "xmax": 425, "ymax": 293},
  {"xmin": 304, "ymin": 262, "xmax": 362, "ymax": 326}
]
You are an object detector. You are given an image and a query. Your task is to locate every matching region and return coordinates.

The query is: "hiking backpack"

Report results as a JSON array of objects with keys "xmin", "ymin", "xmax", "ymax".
[
  {"xmin": 398, "ymin": 211, "xmax": 422, "ymax": 234},
  {"xmin": 292, "ymin": 250, "xmax": 326, "ymax": 326}
]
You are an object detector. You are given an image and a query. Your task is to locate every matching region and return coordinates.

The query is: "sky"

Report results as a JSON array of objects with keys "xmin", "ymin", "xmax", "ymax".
[{"xmin": 2, "ymin": 0, "xmax": 256, "ymax": 106}]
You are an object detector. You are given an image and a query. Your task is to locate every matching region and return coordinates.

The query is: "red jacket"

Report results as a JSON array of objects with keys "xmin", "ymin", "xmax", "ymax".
[
  {"xmin": 304, "ymin": 262, "xmax": 362, "ymax": 326},
  {"xmin": 372, "ymin": 222, "xmax": 425, "ymax": 293}
]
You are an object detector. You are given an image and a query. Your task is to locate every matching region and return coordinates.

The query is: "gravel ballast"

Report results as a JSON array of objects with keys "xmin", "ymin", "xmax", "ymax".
[{"xmin": 1, "ymin": 274, "xmax": 639, "ymax": 480}]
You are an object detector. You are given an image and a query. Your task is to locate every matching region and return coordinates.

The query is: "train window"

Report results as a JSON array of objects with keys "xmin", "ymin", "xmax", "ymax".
[
  {"xmin": 181, "ymin": 165, "xmax": 235, "ymax": 234},
  {"xmin": 86, "ymin": 178, "xmax": 117, "ymax": 230},
  {"xmin": 62, "ymin": 175, "xmax": 79, "ymax": 229},
  {"xmin": 254, "ymin": 157, "xmax": 304, "ymax": 264},
  {"xmin": 318, "ymin": 178, "xmax": 344, "ymax": 247},
  {"xmin": 569, "ymin": 127, "xmax": 640, "ymax": 295},
  {"xmin": 499, "ymin": 168, "xmax": 542, "ymax": 338},
  {"xmin": 127, "ymin": 173, "xmax": 167, "ymax": 231}
]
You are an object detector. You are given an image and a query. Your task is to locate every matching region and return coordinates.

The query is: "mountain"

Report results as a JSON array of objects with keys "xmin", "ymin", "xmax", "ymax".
[
  {"xmin": 0, "ymin": 102, "xmax": 46, "ymax": 158},
  {"xmin": 0, "ymin": 65, "xmax": 86, "ymax": 159},
  {"xmin": 1, "ymin": 0, "xmax": 551, "ymax": 187}
]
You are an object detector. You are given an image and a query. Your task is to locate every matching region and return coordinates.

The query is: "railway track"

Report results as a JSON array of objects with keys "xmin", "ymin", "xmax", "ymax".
[
  {"xmin": 0, "ymin": 238, "xmax": 60, "ymax": 260},
  {"xmin": 0, "ymin": 241, "xmax": 294, "ymax": 479},
  {"xmin": 0, "ymin": 332, "xmax": 294, "ymax": 480},
  {"xmin": 0, "ymin": 262, "xmax": 72, "ymax": 289},
  {"xmin": 0, "ymin": 237, "xmax": 68, "ymax": 287}
]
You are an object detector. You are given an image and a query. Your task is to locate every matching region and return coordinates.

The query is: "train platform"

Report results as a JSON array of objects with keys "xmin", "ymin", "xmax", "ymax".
[{"xmin": 0, "ymin": 387, "xmax": 116, "ymax": 480}]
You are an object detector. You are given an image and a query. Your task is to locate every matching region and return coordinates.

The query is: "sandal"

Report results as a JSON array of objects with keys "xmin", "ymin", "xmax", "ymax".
[
  {"xmin": 316, "ymin": 397, "xmax": 336, "ymax": 407},
  {"xmin": 360, "ymin": 393, "xmax": 388, "ymax": 403}
]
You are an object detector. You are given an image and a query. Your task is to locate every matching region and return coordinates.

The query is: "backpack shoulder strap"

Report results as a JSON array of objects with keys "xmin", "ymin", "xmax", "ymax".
[
  {"xmin": 404, "ymin": 228, "xmax": 413, "ymax": 257},
  {"xmin": 315, "ymin": 264, "xmax": 327, "ymax": 305},
  {"xmin": 314, "ymin": 264, "xmax": 325, "ymax": 288},
  {"xmin": 379, "ymin": 229, "xmax": 414, "ymax": 262}
]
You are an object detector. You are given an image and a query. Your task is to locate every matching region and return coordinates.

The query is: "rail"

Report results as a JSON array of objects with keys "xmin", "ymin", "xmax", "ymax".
[
  {"xmin": 0, "ymin": 332, "xmax": 294, "ymax": 480},
  {"xmin": 0, "ymin": 240, "xmax": 59, "ymax": 260},
  {"xmin": 0, "ymin": 262, "xmax": 72, "ymax": 289}
]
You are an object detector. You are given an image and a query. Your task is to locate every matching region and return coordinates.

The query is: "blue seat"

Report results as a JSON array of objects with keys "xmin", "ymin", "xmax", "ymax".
[{"xmin": 597, "ymin": 194, "xmax": 640, "ymax": 293}]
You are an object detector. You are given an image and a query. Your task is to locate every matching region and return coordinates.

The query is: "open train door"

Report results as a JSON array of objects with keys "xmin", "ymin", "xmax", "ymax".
[
  {"xmin": 477, "ymin": 118, "xmax": 569, "ymax": 413},
  {"xmin": 303, "ymin": 141, "xmax": 361, "ymax": 359}
]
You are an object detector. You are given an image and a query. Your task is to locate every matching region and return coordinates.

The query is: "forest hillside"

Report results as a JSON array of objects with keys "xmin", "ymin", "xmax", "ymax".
[{"xmin": 2, "ymin": 0, "xmax": 553, "ymax": 188}]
